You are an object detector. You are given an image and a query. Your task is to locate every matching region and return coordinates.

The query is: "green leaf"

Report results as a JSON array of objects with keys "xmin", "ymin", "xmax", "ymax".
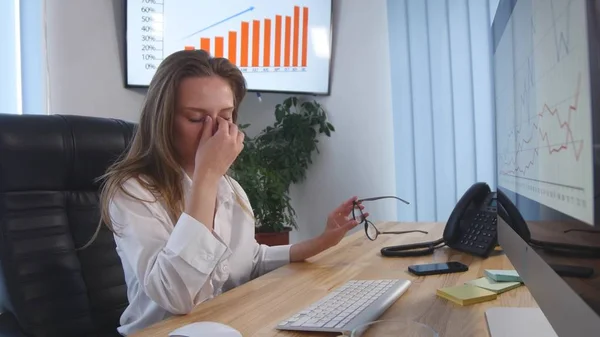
[
  {"xmin": 275, "ymin": 107, "xmax": 284, "ymax": 123},
  {"xmin": 233, "ymin": 96, "xmax": 335, "ymax": 233},
  {"xmin": 283, "ymin": 97, "xmax": 293, "ymax": 110}
]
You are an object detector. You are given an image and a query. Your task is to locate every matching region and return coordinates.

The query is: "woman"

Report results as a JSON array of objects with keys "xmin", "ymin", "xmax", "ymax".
[{"xmin": 99, "ymin": 49, "xmax": 367, "ymax": 336}]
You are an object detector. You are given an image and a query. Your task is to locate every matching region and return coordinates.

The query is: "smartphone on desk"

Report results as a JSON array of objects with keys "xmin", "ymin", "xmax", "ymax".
[{"xmin": 408, "ymin": 261, "xmax": 469, "ymax": 276}]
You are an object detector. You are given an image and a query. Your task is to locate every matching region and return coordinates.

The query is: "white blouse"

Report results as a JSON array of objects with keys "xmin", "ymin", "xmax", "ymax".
[{"xmin": 109, "ymin": 173, "xmax": 292, "ymax": 336}]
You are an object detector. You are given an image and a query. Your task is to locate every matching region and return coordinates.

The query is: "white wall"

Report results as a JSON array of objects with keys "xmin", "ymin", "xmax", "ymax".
[
  {"xmin": 46, "ymin": 0, "xmax": 397, "ymax": 243},
  {"xmin": 0, "ymin": 0, "xmax": 20, "ymax": 114},
  {"xmin": 46, "ymin": 0, "xmax": 144, "ymax": 121}
]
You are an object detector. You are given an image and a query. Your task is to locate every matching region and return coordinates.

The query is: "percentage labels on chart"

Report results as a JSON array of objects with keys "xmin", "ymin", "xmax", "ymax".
[
  {"xmin": 142, "ymin": 35, "xmax": 158, "ymax": 42},
  {"xmin": 134, "ymin": 0, "xmax": 164, "ymax": 81},
  {"xmin": 142, "ymin": 44, "xmax": 158, "ymax": 51}
]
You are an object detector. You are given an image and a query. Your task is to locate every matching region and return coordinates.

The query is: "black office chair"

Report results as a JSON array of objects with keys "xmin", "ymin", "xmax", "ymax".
[{"xmin": 0, "ymin": 114, "xmax": 135, "ymax": 337}]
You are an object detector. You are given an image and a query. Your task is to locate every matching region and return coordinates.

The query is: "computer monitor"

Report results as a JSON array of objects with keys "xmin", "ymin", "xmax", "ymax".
[{"xmin": 493, "ymin": 0, "xmax": 600, "ymax": 336}]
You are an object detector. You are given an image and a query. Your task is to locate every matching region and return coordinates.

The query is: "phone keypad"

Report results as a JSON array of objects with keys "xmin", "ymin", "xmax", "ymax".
[{"xmin": 458, "ymin": 211, "xmax": 498, "ymax": 257}]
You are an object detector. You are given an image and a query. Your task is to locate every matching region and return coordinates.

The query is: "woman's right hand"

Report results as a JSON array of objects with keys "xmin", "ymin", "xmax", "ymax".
[{"xmin": 193, "ymin": 116, "xmax": 244, "ymax": 180}]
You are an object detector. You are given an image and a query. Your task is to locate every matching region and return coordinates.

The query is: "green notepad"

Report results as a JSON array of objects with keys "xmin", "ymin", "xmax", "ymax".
[
  {"xmin": 436, "ymin": 284, "xmax": 497, "ymax": 306},
  {"xmin": 466, "ymin": 277, "xmax": 522, "ymax": 294},
  {"xmin": 484, "ymin": 269, "xmax": 522, "ymax": 282}
]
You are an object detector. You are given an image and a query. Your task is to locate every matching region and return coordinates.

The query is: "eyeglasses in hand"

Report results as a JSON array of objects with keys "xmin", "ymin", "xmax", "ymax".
[{"xmin": 352, "ymin": 196, "xmax": 428, "ymax": 241}]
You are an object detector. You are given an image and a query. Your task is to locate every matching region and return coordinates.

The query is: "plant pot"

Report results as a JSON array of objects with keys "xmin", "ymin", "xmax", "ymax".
[{"xmin": 255, "ymin": 231, "xmax": 290, "ymax": 246}]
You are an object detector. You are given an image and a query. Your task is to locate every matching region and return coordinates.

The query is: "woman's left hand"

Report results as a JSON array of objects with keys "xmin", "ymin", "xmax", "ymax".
[{"xmin": 319, "ymin": 196, "xmax": 370, "ymax": 248}]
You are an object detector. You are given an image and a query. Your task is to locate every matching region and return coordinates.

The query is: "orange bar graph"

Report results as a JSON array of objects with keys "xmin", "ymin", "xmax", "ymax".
[
  {"xmin": 200, "ymin": 38, "xmax": 210, "ymax": 53},
  {"xmin": 284, "ymin": 16, "xmax": 291, "ymax": 67},
  {"xmin": 215, "ymin": 37, "xmax": 224, "ymax": 58},
  {"xmin": 241, "ymin": 21, "xmax": 249, "ymax": 67},
  {"xmin": 182, "ymin": 6, "xmax": 309, "ymax": 69},
  {"xmin": 302, "ymin": 7, "xmax": 309, "ymax": 67},
  {"xmin": 275, "ymin": 15, "xmax": 282, "ymax": 67},
  {"xmin": 228, "ymin": 31, "xmax": 237, "ymax": 64},
  {"xmin": 293, "ymin": 6, "xmax": 300, "ymax": 67},
  {"xmin": 264, "ymin": 19, "xmax": 271, "ymax": 67},
  {"xmin": 252, "ymin": 20, "xmax": 260, "ymax": 67}
]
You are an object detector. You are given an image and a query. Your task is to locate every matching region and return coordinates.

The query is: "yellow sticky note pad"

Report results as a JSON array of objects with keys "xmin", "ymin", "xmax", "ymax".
[
  {"xmin": 436, "ymin": 284, "xmax": 497, "ymax": 306},
  {"xmin": 466, "ymin": 277, "xmax": 522, "ymax": 294}
]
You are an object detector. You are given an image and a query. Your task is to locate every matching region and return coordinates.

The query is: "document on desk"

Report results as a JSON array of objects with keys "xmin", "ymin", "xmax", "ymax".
[
  {"xmin": 486, "ymin": 307, "xmax": 559, "ymax": 337},
  {"xmin": 436, "ymin": 284, "xmax": 497, "ymax": 306}
]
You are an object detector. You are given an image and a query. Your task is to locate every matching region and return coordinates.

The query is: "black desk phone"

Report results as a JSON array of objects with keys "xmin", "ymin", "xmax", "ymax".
[
  {"xmin": 380, "ymin": 182, "xmax": 530, "ymax": 258},
  {"xmin": 443, "ymin": 182, "xmax": 530, "ymax": 257}
]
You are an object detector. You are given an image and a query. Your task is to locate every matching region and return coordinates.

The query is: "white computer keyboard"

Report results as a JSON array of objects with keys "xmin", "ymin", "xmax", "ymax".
[{"xmin": 276, "ymin": 279, "xmax": 412, "ymax": 334}]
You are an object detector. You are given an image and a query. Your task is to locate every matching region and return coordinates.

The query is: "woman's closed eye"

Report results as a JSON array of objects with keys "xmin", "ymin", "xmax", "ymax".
[
  {"xmin": 216, "ymin": 116, "xmax": 233, "ymax": 122},
  {"xmin": 188, "ymin": 116, "xmax": 207, "ymax": 123},
  {"xmin": 188, "ymin": 117, "xmax": 231, "ymax": 123}
]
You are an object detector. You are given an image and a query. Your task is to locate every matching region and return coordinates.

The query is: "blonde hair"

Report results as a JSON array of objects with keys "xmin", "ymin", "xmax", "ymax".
[
  {"xmin": 225, "ymin": 175, "xmax": 254, "ymax": 219},
  {"xmin": 98, "ymin": 49, "xmax": 248, "ymax": 234}
]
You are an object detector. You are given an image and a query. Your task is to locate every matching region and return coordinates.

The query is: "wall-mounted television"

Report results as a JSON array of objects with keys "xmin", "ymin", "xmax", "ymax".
[{"xmin": 125, "ymin": 0, "xmax": 333, "ymax": 95}]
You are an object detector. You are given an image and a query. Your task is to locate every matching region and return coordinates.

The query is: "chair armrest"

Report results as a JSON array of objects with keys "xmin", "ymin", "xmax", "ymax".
[{"xmin": 0, "ymin": 312, "xmax": 26, "ymax": 337}]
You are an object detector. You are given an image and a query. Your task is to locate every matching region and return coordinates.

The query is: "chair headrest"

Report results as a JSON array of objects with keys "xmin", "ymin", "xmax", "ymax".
[{"xmin": 0, "ymin": 114, "xmax": 136, "ymax": 192}]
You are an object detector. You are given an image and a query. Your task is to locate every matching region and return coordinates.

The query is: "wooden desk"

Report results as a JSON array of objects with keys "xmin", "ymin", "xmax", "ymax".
[{"xmin": 132, "ymin": 222, "xmax": 537, "ymax": 336}]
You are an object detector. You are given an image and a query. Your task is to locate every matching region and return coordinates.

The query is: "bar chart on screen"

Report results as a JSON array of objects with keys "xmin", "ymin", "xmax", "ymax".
[
  {"xmin": 183, "ymin": 6, "xmax": 310, "ymax": 73},
  {"xmin": 126, "ymin": 0, "xmax": 332, "ymax": 93}
]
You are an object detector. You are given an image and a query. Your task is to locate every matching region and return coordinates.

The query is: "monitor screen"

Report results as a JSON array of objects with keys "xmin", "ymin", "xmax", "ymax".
[
  {"xmin": 493, "ymin": 0, "xmax": 600, "ymax": 332},
  {"xmin": 125, "ymin": 0, "xmax": 333, "ymax": 95},
  {"xmin": 494, "ymin": 0, "xmax": 597, "ymax": 227}
]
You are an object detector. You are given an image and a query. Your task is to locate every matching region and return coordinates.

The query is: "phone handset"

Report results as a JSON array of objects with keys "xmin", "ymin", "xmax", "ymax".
[
  {"xmin": 496, "ymin": 189, "xmax": 531, "ymax": 241},
  {"xmin": 443, "ymin": 182, "xmax": 492, "ymax": 244}
]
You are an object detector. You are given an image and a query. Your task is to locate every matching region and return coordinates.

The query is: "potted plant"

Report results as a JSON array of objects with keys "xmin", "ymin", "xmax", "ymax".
[{"xmin": 230, "ymin": 97, "xmax": 335, "ymax": 246}]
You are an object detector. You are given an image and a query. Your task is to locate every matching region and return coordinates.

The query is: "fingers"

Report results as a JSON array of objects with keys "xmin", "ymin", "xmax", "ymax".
[
  {"xmin": 200, "ymin": 116, "xmax": 213, "ymax": 141},
  {"xmin": 214, "ymin": 117, "xmax": 244, "ymax": 153},
  {"xmin": 343, "ymin": 200, "xmax": 363, "ymax": 215},
  {"xmin": 216, "ymin": 116, "xmax": 229, "ymax": 134},
  {"xmin": 236, "ymin": 129, "xmax": 245, "ymax": 153},
  {"xmin": 354, "ymin": 211, "xmax": 369, "ymax": 223},
  {"xmin": 345, "ymin": 196, "xmax": 358, "ymax": 206},
  {"xmin": 343, "ymin": 219, "xmax": 360, "ymax": 231},
  {"xmin": 334, "ymin": 196, "xmax": 358, "ymax": 213},
  {"xmin": 229, "ymin": 122, "xmax": 239, "ymax": 137},
  {"xmin": 348, "ymin": 203, "xmax": 364, "ymax": 213},
  {"xmin": 215, "ymin": 117, "xmax": 241, "ymax": 141},
  {"xmin": 237, "ymin": 129, "xmax": 245, "ymax": 144}
]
